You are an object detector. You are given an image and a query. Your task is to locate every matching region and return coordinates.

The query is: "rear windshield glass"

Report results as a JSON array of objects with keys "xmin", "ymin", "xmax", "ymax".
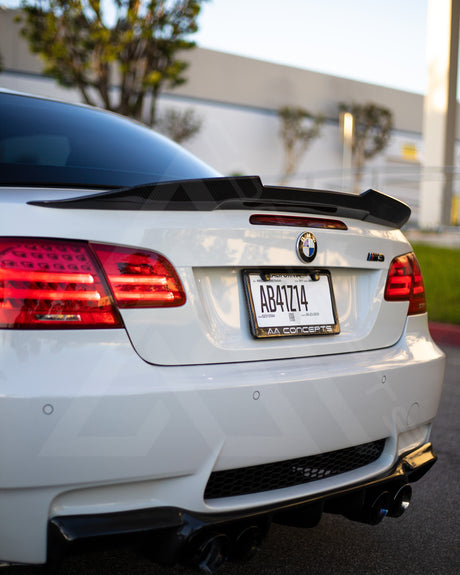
[{"xmin": 0, "ymin": 92, "xmax": 219, "ymax": 188}]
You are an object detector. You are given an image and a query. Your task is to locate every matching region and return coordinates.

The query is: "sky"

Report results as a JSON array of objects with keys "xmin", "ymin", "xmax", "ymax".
[
  {"xmin": 1, "ymin": 0, "xmax": 429, "ymax": 95},
  {"xmin": 195, "ymin": 0, "xmax": 428, "ymax": 95}
]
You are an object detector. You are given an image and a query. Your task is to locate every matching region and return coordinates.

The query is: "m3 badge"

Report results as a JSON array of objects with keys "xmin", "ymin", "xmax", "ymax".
[{"xmin": 367, "ymin": 252, "xmax": 385, "ymax": 262}]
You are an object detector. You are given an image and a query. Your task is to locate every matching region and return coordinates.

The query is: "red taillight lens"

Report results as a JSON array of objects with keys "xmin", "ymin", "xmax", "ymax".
[
  {"xmin": 90, "ymin": 244, "xmax": 186, "ymax": 308},
  {"xmin": 0, "ymin": 239, "xmax": 186, "ymax": 328},
  {"xmin": 0, "ymin": 238, "xmax": 122, "ymax": 328},
  {"xmin": 384, "ymin": 252, "xmax": 427, "ymax": 315}
]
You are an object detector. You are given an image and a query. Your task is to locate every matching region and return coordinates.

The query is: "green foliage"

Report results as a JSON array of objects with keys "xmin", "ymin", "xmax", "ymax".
[
  {"xmin": 412, "ymin": 242, "xmax": 460, "ymax": 325},
  {"xmin": 339, "ymin": 102, "xmax": 393, "ymax": 165},
  {"xmin": 339, "ymin": 102, "xmax": 393, "ymax": 190},
  {"xmin": 278, "ymin": 106, "xmax": 323, "ymax": 184},
  {"xmin": 157, "ymin": 107, "xmax": 202, "ymax": 143},
  {"xmin": 18, "ymin": 0, "xmax": 206, "ymax": 125}
]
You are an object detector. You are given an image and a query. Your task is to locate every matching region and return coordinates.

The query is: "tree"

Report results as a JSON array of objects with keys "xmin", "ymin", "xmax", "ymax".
[
  {"xmin": 157, "ymin": 106, "xmax": 202, "ymax": 143},
  {"xmin": 339, "ymin": 102, "xmax": 393, "ymax": 190},
  {"xmin": 18, "ymin": 0, "xmax": 206, "ymax": 126},
  {"xmin": 278, "ymin": 106, "xmax": 323, "ymax": 185}
]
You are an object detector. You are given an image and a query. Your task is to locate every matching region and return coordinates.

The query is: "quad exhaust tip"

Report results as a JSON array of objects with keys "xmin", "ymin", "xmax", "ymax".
[
  {"xmin": 188, "ymin": 532, "xmax": 230, "ymax": 575},
  {"xmin": 388, "ymin": 484, "xmax": 412, "ymax": 518},
  {"xmin": 44, "ymin": 468, "xmax": 422, "ymax": 574},
  {"xmin": 184, "ymin": 524, "xmax": 267, "ymax": 574},
  {"xmin": 182, "ymin": 485, "xmax": 413, "ymax": 573}
]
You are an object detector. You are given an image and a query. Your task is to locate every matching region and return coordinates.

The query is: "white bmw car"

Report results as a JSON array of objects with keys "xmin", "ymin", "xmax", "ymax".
[{"xmin": 0, "ymin": 91, "xmax": 445, "ymax": 572}]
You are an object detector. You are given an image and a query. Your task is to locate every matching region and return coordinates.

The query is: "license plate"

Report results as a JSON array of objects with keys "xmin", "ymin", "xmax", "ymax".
[{"xmin": 243, "ymin": 270, "xmax": 340, "ymax": 338}]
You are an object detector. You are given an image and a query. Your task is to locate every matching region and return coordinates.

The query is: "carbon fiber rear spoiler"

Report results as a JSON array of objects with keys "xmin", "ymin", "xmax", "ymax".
[{"xmin": 29, "ymin": 176, "xmax": 411, "ymax": 229}]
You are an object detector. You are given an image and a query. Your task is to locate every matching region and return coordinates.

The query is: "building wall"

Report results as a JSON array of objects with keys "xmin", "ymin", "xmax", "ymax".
[{"xmin": 173, "ymin": 47, "xmax": 426, "ymax": 135}]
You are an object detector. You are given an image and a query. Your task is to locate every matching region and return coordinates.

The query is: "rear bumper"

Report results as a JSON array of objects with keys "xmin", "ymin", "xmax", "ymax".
[
  {"xmin": 48, "ymin": 442, "xmax": 436, "ymax": 565},
  {"xmin": 0, "ymin": 314, "xmax": 445, "ymax": 564}
]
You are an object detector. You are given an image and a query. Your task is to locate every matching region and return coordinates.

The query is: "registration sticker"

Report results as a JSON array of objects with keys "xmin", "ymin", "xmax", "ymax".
[{"xmin": 243, "ymin": 270, "xmax": 340, "ymax": 338}]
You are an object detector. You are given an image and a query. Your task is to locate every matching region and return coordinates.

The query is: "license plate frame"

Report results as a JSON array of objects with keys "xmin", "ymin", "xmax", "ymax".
[{"xmin": 243, "ymin": 269, "xmax": 340, "ymax": 339}]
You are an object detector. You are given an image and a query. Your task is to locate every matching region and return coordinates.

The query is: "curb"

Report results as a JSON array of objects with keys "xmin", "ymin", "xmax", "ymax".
[{"xmin": 429, "ymin": 322, "xmax": 460, "ymax": 348}]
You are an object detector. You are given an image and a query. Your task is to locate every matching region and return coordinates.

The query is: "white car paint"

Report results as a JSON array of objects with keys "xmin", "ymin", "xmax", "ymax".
[{"xmin": 0, "ymin": 92, "xmax": 446, "ymax": 568}]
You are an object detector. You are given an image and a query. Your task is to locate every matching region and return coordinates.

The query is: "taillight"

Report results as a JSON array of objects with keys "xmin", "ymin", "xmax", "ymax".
[
  {"xmin": 0, "ymin": 239, "xmax": 186, "ymax": 329},
  {"xmin": 250, "ymin": 214, "xmax": 348, "ymax": 230},
  {"xmin": 90, "ymin": 244, "xmax": 186, "ymax": 308},
  {"xmin": 384, "ymin": 252, "xmax": 427, "ymax": 315},
  {"xmin": 0, "ymin": 238, "xmax": 122, "ymax": 328}
]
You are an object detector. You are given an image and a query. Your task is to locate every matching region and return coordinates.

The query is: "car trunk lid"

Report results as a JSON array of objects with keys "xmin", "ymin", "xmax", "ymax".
[{"xmin": 24, "ymin": 178, "xmax": 413, "ymax": 366}]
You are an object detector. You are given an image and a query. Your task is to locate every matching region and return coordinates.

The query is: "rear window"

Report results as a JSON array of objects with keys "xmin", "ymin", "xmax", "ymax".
[{"xmin": 0, "ymin": 92, "xmax": 219, "ymax": 188}]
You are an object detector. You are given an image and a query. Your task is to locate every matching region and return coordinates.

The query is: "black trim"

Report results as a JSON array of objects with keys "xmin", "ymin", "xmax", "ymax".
[
  {"xmin": 51, "ymin": 507, "xmax": 184, "ymax": 543},
  {"xmin": 28, "ymin": 176, "xmax": 411, "ymax": 228}
]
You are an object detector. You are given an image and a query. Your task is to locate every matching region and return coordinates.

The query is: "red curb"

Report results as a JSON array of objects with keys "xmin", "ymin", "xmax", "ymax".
[{"xmin": 429, "ymin": 322, "xmax": 460, "ymax": 348}]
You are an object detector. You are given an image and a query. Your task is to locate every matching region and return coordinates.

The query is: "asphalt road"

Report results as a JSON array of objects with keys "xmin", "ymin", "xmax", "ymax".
[{"xmin": 5, "ymin": 345, "xmax": 459, "ymax": 575}]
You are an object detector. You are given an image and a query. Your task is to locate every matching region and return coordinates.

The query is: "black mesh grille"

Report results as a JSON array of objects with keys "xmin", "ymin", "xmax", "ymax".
[{"xmin": 204, "ymin": 439, "xmax": 386, "ymax": 500}]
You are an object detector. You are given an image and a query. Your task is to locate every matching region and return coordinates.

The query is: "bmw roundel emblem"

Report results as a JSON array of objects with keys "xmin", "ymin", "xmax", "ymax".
[{"xmin": 297, "ymin": 231, "xmax": 317, "ymax": 263}]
